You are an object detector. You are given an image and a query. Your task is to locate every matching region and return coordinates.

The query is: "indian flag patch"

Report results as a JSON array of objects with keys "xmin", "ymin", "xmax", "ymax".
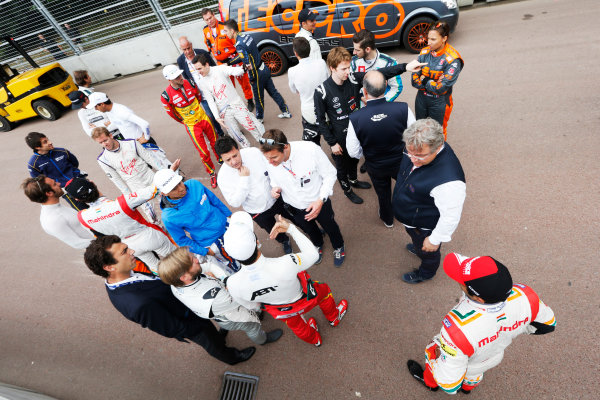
[{"xmin": 496, "ymin": 313, "xmax": 507, "ymax": 322}]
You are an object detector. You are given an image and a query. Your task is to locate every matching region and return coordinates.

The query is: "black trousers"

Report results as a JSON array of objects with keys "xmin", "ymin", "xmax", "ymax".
[
  {"xmin": 331, "ymin": 146, "xmax": 359, "ymax": 192},
  {"xmin": 366, "ymin": 163, "xmax": 400, "ymax": 226},
  {"xmin": 405, "ymin": 227, "xmax": 441, "ymax": 279},
  {"xmin": 186, "ymin": 316, "xmax": 245, "ymax": 365},
  {"xmin": 250, "ymin": 197, "xmax": 289, "ymax": 244},
  {"xmin": 284, "ymin": 199, "xmax": 344, "ymax": 249},
  {"xmin": 301, "ymin": 117, "xmax": 320, "ymax": 145}
]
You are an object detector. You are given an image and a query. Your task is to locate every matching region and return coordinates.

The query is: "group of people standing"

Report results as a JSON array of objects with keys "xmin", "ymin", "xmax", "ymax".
[{"xmin": 21, "ymin": 10, "xmax": 555, "ymax": 395}]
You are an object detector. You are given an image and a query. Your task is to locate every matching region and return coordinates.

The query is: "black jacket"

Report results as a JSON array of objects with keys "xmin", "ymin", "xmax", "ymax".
[{"xmin": 314, "ymin": 63, "xmax": 407, "ymax": 146}]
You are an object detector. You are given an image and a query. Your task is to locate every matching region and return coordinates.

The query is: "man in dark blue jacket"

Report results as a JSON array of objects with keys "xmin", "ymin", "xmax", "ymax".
[
  {"xmin": 84, "ymin": 235, "xmax": 255, "ymax": 365},
  {"xmin": 176, "ymin": 36, "xmax": 224, "ymax": 137},
  {"xmin": 25, "ymin": 132, "xmax": 87, "ymax": 210},
  {"xmin": 223, "ymin": 19, "xmax": 291, "ymax": 122},
  {"xmin": 392, "ymin": 118, "xmax": 466, "ymax": 284},
  {"xmin": 347, "ymin": 70, "xmax": 416, "ymax": 228}
]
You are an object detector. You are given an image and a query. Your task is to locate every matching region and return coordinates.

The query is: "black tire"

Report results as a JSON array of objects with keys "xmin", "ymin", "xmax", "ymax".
[
  {"xmin": 402, "ymin": 17, "xmax": 434, "ymax": 54},
  {"xmin": 260, "ymin": 46, "xmax": 288, "ymax": 77},
  {"xmin": 32, "ymin": 99, "xmax": 62, "ymax": 121},
  {"xmin": 0, "ymin": 115, "xmax": 13, "ymax": 132}
]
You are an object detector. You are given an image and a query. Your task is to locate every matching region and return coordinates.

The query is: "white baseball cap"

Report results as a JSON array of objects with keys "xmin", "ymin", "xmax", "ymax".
[
  {"xmin": 86, "ymin": 92, "xmax": 109, "ymax": 109},
  {"xmin": 224, "ymin": 211, "xmax": 256, "ymax": 261},
  {"xmin": 153, "ymin": 169, "xmax": 183, "ymax": 194},
  {"xmin": 163, "ymin": 64, "xmax": 184, "ymax": 80}
]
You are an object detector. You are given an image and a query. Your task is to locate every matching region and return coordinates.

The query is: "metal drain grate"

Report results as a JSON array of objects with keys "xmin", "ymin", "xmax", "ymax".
[{"xmin": 219, "ymin": 372, "xmax": 259, "ymax": 400}]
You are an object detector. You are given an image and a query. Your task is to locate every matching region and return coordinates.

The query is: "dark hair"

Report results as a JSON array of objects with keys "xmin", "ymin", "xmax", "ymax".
[
  {"xmin": 84, "ymin": 235, "xmax": 121, "ymax": 278},
  {"xmin": 352, "ymin": 29, "xmax": 375, "ymax": 51},
  {"xmin": 25, "ymin": 132, "xmax": 46, "ymax": 150},
  {"xmin": 293, "ymin": 37, "xmax": 311, "ymax": 59},
  {"xmin": 214, "ymin": 136, "xmax": 238, "ymax": 156},
  {"xmin": 224, "ymin": 19, "xmax": 239, "ymax": 32},
  {"xmin": 192, "ymin": 53, "xmax": 211, "ymax": 66},
  {"xmin": 363, "ymin": 70, "xmax": 386, "ymax": 98},
  {"xmin": 22, "ymin": 175, "xmax": 53, "ymax": 203},
  {"xmin": 239, "ymin": 243, "xmax": 260, "ymax": 266},
  {"xmin": 201, "ymin": 8, "xmax": 213, "ymax": 17},
  {"xmin": 73, "ymin": 70, "xmax": 89, "ymax": 86},
  {"xmin": 259, "ymin": 129, "xmax": 288, "ymax": 153},
  {"xmin": 429, "ymin": 21, "xmax": 450, "ymax": 39}
]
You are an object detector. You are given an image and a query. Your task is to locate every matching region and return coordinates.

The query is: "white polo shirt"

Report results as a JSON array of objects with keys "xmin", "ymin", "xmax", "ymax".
[
  {"xmin": 217, "ymin": 147, "xmax": 275, "ymax": 214},
  {"xmin": 288, "ymin": 57, "xmax": 329, "ymax": 124},
  {"xmin": 266, "ymin": 141, "xmax": 336, "ymax": 210}
]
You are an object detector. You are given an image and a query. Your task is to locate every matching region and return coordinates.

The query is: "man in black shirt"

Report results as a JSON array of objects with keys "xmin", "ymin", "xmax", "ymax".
[{"xmin": 314, "ymin": 47, "xmax": 424, "ymax": 204}]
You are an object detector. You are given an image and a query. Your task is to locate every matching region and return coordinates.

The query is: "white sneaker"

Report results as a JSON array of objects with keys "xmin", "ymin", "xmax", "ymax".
[{"xmin": 277, "ymin": 111, "xmax": 292, "ymax": 119}]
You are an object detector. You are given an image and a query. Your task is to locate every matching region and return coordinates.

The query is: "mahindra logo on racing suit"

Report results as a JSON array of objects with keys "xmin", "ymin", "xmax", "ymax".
[
  {"xmin": 87, "ymin": 210, "xmax": 121, "ymax": 224},
  {"xmin": 371, "ymin": 113, "xmax": 388, "ymax": 122},
  {"xmin": 477, "ymin": 317, "xmax": 529, "ymax": 347}
]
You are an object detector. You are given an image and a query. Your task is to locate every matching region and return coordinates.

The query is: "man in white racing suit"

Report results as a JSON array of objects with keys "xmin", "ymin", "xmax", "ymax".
[
  {"xmin": 159, "ymin": 247, "xmax": 283, "ymax": 345},
  {"xmin": 92, "ymin": 127, "xmax": 167, "ymax": 224},
  {"xmin": 192, "ymin": 53, "xmax": 264, "ymax": 148},
  {"xmin": 65, "ymin": 175, "xmax": 177, "ymax": 275},
  {"xmin": 87, "ymin": 91, "xmax": 170, "ymax": 167},
  {"xmin": 223, "ymin": 212, "xmax": 348, "ymax": 347},
  {"xmin": 407, "ymin": 253, "xmax": 556, "ymax": 394}
]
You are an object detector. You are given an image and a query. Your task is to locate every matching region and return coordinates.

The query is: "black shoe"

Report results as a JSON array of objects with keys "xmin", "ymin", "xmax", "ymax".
[
  {"xmin": 402, "ymin": 271, "xmax": 433, "ymax": 284},
  {"xmin": 262, "ymin": 329, "xmax": 283, "ymax": 345},
  {"xmin": 218, "ymin": 328, "xmax": 229, "ymax": 338},
  {"xmin": 282, "ymin": 240, "xmax": 293, "ymax": 254},
  {"xmin": 247, "ymin": 99, "xmax": 255, "ymax": 112},
  {"xmin": 349, "ymin": 179, "xmax": 371, "ymax": 189},
  {"xmin": 231, "ymin": 346, "xmax": 256, "ymax": 365},
  {"xmin": 460, "ymin": 388, "xmax": 472, "ymax": 394},
  {"xmin": 344, "ymin": 190, "xmax": 363, "ymax": 204},
  {"xmin": 407, "ymin": 360, "xmax": 439, "ymax": 391},
  {"xmin": 359, "ymin": 162, "xmax": 367, "ymax": 174},
  {"xmin": 406, "ymin": 243, "xmax": 417, "ymax": 256},
  {"xmin": 315, "ymin": 246, "xmax": 323, "ymax": 264}
]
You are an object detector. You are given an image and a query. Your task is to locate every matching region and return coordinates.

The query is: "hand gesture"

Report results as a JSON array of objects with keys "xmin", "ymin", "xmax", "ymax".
[
  {"xmin": 331, "ymin": 143, "xmax": 343, "ymax": 155},
  {"xmin": 271, "ymin": 187, "xmax": 282, "ymax": 199},
  {"xmin": 406, "ymin": 60, "xmax": 428, "ymax": 73},
  {"xmin": 239, "ymin": 166, "xmax": 250, "ymax": 176},
  {"xmin": 170, "ymin": 158, "xmax": 181, "ymax": 171},
  {"xmin": 269, "ymin": 214, "xmax": 291, "ymax": 239}
]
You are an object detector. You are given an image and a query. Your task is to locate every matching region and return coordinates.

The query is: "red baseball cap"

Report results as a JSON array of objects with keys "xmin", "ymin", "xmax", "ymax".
[{"xmin": 443, "ymin": 253, "xmax": 513, "ymax": 303}]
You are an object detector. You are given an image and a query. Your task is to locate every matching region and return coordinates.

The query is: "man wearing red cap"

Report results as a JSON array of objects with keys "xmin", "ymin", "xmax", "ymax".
[{"xmin": 407, "ymin": 253, "xmax": 556, "ymax": 394}]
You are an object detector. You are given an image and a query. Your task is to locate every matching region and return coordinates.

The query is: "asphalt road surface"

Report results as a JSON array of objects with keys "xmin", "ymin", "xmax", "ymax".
[{"xmin": 1, "ymin": 0, "xmax": 598, "ymax": 398}]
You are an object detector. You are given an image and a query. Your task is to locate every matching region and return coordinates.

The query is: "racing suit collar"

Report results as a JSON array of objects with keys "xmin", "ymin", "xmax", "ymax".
[
  {"xmin": 432, "ymin": 43, "xmax": 449, "ymax": 58},
  {"xmin": 463, "ymin": 293, "xmax": 507, "ymax": 313}
]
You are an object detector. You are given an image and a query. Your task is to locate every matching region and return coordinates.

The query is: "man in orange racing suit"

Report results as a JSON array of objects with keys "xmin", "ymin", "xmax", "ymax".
[
  {"xmin": 202, "ymin": 8, "xmax": 255, "ymax": 113},
  {"xmin": 161, "ymin": 65, "xmax": 220, "ymax": 189}
]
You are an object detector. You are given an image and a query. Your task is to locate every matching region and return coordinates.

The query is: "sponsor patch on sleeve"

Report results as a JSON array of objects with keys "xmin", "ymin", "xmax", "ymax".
[{"xmin": 289, "ymin": 254, "xmax": 301, "ymax": 265}]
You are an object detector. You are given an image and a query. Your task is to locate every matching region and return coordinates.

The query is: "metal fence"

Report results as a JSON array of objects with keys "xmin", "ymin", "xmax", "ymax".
[{"xmin": 0, "ymin": 0, "xmax": 217, "ymax": 73}]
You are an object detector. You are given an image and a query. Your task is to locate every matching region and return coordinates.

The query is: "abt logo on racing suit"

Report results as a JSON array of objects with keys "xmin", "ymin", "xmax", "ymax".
[
  {"xmin": 250, "ymin": 286, "xmax": 278, "ymax": 300},
  {"xmin": 478, "ymin": 317, "xmax": 529, "ymax": 347},
  {"xmin": 87, "ymin": 210, "xmax": 121, "ymax": 224}
]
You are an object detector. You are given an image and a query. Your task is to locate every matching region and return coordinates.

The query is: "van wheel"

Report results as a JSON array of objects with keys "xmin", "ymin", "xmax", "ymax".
[
  {"xmin": 32, "ymin": 99, "xmax": 62, "ymax": 121},
  {"xmin": 260, "ymin": 46, "xmax": 288, "ymax": 77},
  {"xmin": 402, "ymin": 17, "xmax": 434, "ymax": 53},
  {"xmin": 0, "ymin": 115, "xmax": 13, "ymax": 132}
]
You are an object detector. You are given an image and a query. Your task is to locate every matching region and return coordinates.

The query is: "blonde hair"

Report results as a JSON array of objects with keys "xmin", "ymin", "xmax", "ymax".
[
  {"xmin": 158, "ymin": 247, "xmax": 193, "ymax": 286},
  {"xmin": 91, "ymin": 126, "xmax": 110, "ymax": 140}
]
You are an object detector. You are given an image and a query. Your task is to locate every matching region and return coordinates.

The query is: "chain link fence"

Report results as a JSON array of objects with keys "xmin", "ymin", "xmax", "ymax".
[{"xmin": 0, "ymin": 0, "xmax": 217, "ymax": 74}]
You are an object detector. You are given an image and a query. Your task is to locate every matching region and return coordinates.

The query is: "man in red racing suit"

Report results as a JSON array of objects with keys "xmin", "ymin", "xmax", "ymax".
[
  {"xmin": 407, "ymin": 253, "xmax": 556, "ymax": 394},
  {"xmin": 161, "ymin": 65, "xmax": 220, "ymax": 188}
]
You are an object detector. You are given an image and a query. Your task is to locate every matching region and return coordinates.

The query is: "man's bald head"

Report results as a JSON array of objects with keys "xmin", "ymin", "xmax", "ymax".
[
  {"xmin": 363, "ymin": 70, "xmax": 387, "ymax": 98},
  {"xmin": 179, "ymin": 36, "xmax": 195, "ymax": 60}
]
